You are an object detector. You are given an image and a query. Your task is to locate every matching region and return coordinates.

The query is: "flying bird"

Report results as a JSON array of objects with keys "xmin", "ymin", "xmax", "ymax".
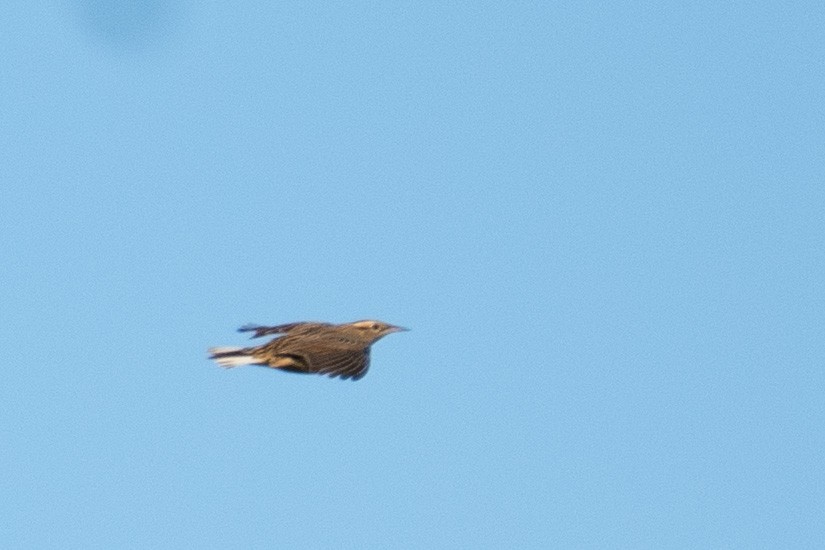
[{"xmin": 208, "ymin": 320, "xmax": 408, "ymax": 380}]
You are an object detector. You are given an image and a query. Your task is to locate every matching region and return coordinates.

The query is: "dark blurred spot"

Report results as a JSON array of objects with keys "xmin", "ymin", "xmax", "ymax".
[{"xmin": 76, "ymin": 0, "xmax": 174, "ymax": 48}]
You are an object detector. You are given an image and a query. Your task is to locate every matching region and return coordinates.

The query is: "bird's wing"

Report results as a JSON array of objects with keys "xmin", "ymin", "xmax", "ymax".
[
  {"xmin": 238, "ymin": 322, "xmax": 331, "ymax": 339},
  {"xmin": 310, "ymin": 347, "xmax": 370, "ymax": 380}
]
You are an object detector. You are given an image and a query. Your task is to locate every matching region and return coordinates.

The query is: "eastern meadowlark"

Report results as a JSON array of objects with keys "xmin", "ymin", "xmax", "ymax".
[{"xmin": 208, "ymin": 320, "xmax": 407, "ymax": 381}]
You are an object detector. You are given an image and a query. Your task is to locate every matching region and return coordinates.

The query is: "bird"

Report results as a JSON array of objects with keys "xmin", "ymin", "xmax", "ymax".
[{"xmin": 208, "ymin": 320, "xmax": 408, "ymax": 381}]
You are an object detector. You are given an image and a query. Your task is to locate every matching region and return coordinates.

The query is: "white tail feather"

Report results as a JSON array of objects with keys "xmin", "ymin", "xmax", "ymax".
[{"xmin": 208, "ymin": 347, "xmax": 258, "ymax": 369}]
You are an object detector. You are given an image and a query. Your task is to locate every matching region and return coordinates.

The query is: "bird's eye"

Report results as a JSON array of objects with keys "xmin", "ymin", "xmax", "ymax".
[{"xmin": 372, "ymin": 323, "xmax": 379, "ymax": 330}]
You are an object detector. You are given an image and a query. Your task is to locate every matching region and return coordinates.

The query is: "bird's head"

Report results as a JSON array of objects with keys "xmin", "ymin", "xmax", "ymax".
[{"xmin": 349, "ymin": 320, "xmax": 409, "ymax": 342}]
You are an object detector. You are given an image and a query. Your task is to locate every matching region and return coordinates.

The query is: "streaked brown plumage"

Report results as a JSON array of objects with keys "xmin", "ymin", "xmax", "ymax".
[{"xmin": 208, "ymin": 320, "xmax": 407, "ymax": 380}]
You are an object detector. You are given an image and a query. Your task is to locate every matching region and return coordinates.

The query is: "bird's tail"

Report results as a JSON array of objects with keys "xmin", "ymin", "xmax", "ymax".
[{"xmin": 208, "ymin": 346, "xmax": 261, "ymax": 369}]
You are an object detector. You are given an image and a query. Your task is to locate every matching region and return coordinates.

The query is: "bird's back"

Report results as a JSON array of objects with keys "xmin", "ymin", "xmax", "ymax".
[{"xmin": 261, "ymin": 324, "xmax": 368, "ymax": 355}]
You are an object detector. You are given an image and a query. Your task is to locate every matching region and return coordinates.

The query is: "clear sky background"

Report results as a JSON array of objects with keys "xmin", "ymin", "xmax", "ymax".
[{"xmin": 1, "ymin": 2, "xmax": 823, "ymax": 548}]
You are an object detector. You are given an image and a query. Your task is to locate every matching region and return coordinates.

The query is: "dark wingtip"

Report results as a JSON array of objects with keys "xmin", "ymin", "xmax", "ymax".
[{"xmin": 237, "ymin": 324, "xmax": 258, "ymax": 332}]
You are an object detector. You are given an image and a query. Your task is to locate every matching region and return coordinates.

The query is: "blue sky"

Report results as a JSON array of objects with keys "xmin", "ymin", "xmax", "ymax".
[{"xmin": 1, "ymin": 1, "xmax": 823, "ymax": 548}]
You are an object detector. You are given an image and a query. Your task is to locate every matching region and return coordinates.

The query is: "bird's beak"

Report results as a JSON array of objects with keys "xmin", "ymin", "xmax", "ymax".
[{"xmin": 387, "ymin": 325, "xmax": 409, "ymax": 333}]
